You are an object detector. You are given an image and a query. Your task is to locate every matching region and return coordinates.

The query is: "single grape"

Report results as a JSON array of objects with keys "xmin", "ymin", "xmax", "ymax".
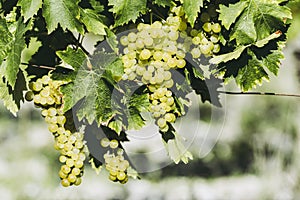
[{"xmin": 25, "ymin": 91, "xmax": 34, "ymax": 101}]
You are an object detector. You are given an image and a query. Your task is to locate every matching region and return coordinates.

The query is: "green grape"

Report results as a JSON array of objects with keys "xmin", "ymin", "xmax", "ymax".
[
  {"xmin": 32, "ymin": 82, "xmax": 43, "ymax": 92},
  {"xmin": 190, "ymin": 29, "xmax": 198, "ymax": 37},
  {"xmin": 48, "ymin": 107, "xmax": 57, "ymax": 116},
  {"xmin": 117, "ymin": 171, "xmax": 126, "ymax": 181},
  {"xmin": 191, "ymin": 48, "xmax": 201, "ymax": 58},
  {"xmin": 168, "ymin": 30, "xmax": 179, "ymax": 41},
  {"xmin": 200, "ymin": 44, "xmax": 212, "ymax": 55},
  {"xmin": 61, "ymin": 179, "xmax": 70, "ymax": 187},
  {"xmin": 135, "ymin": 38, "xmax": 144, "ymax": 49},
  {"xmin": 74, "ymin": 160, "xmax": 84, "ymax": 168},
  {"xmin": 192, "ymin": 36, "xmax": 201, "ymax": 45},
  {"xmin": 100, "ymin": 138, "xmax": 110, "ymax": 148},
  {"xmin": 68, "ymin": 174, "xmax": 77, "ymax": 183},
  {"xmin": 213, "ymin": 44, "xmax": 221, "ymax": 53},
  {"xmin": 165, "ymin": 113, "xmax": 176, "ymax": 122},
  {"xmin": 202, "ymin": 22, "xmax": 212, "ymax": 33},
  {"xmin": 210, "ymin": 34, "xmax": 219, "ymax": 43},
  {"xmin": 72, "ymin": 167, "xmax": 81, "ymax": 176},
  {"xmin": 57, "ymin": 115, "xmax": 66, "ymax": 125},
  {"xmin": 25, "ymin": 91, "xmax": 34, "ymax": 101},
  {"xmin": 48, "ymin": 123, "xmax": 58, "ymax": 133},
  {"xmin": 143, "ymin": 37, "xmax": 154, "ymax": 46},
  {"xmin": 66, "ymin": 159, "xmax": 75, "ymax": 167},
  {"xmin": 61, "ymin": 165, "xmax": 71, "ymax": 174},
  {"xmin": 59, "ymin": 170, "xmax": 68, "ymax": 179},
  {"xmin": 74, "ymin": 178, "xmax": 82, "ymax": 186},
  {"xmin": 176, "ymin": 59, "xmax": 186, "ymax": 68},
  {"xmin": 75, "ymin": 140, "xmax": 84, "ymax": 149},
  {"xmin": 120, "ymin": 36, "xmax": 129, "ymax": 46},
  {"xmin": 167, "ymin": 58, "xmax": 177, "ymax": 68},
  {"xmin": 153, "ymin": 51, "xmax": 163, "ymax": 61},
  {"xmin": 110, "ymin": 139, "xmax": 119, "ymax": 149},
  {"xmin": 164, "ymin": 79, "xmax": 174, "ymax": 88},
  {"xmin": 128, "ymin": 32, "xmax": 137, "ymax": 42},
  {"xmin": 211, "ymin": 23, "xmax": 221, "ymax": 33},
  {"xmin": 139, "ymin": 49, "xmax": 152, "ymax": 60},
  {"xmin": 157, "ymin": 118, "xmax": 167, "ymax": 128},
  {"xmin": 59, "ymin": 155, "xmax": 67, "ymax": 163}
]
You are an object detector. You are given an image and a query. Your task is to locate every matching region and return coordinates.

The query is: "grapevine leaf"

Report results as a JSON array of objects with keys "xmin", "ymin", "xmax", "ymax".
[
  {"xmin": 106, "ymin": 28, "xmax": 118, "ymax": 53},
  {"xmin": 108, "ymin": 0, "xmax": 147, "ymax": 27},
  {"xmin": 209, "ymin": 45, "xmax": 248, "ymax": 64},
  {"xmin": 79, "ymin": 8, "xmax": 107, "ymax": 35},
  {"xmin": 56, "ymin": 46, "xmax": 87, "ymax": 71},
  {"xmin": 102, "ymin": 58, "xmax": 124, "ymax": 84},
  {"xmin": 227, "ymin": 0, "xmax": 292, "ymax": 45},
  {"xmin": 76, "ymin": 78, "xmax": 114, "ymax": 125},
  {"xmin": 262, "ymin": 49, "xmax": 284, "ymax": 76},
  {"xmin": 89, "ymin": 0, "xmax": 104, "ymax": 13},
  {"xmin": 218, "ymin": 1, "xmax": 248, "ymax": 30},
  {"xmin": 163, "ymin": 132, "xmax": 193, "ymax": 164},
  {"xmin": 0, "ymin": 78, "xmax": 18, "ymax": 116},
  {"xmin": 254, "ymin": 31, "xmax": 282, "ymax": 48},
  {"xmin": 230, "ymin": 11, "xmax": 257, "ymax": 44},
  {"xmin": 21, "ymin": 37, "xmax": 42, "ymax": 64},
  {"xmin": 153, "ymin": 0, "xmax": 173, "ymax": 7},
  {"xmin": 0, "ymin": 18, "xmax": 13, "ymax": 67},
  {"xmin": 180, "ymin": 0, "xmax": 204, "ymax": 27},
  {"xmin": 60, "ymin": 51, "xmax": 121, "ymax": 126},
  {"xmin": 108, "ymin": 120, "xmax": 123, "ymax": 135},
  {"xmin": 4, "ymin": 18, "xmax": 31, "ymax": 87},
  {"xmin": 43, "ymin": 0, "xmax": 84, "ymax": 34},
  {"xmin": 235, "ymin": 50, "xmax": 268, "ymax": 91},
  {"xmin": 17, "ymin": 0, "xmax": 43, "ymax": 21}
]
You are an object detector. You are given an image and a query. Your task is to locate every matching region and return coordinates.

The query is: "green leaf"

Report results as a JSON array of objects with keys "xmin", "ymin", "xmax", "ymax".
[
  {"xmin": 106, "ymin": 28, "xmax": 118, "ymax": 53},
  {"xmin": 181, "ymin": 0, "xmax": 204, "ymax": 27},
  {"xmin": 17, "ymin": 0, "xmax": 43, "ymax": 21},
  {"xmin": 21, "ymin": 37, "xmax": 42, "ymax": 63},
  {"xmin": 80, "ymin": 8, "xmax": 107, "ymax": 35},
  {"xmin": 0, "ymin": 18, "xmax": 13, "ymax": 67},
  {"xmin": 59, "ymin": 51, "xmax": 121, "ymax": 126},
  {"xmin": 226, "ymin": 0, "xmax": 292, "ymax": 45},
  {"xmin": 210, "ymin": 45, "xmax": 248, "ymax": 64},
  {"xmin": 0, "ymin": 75, "xmax": 18, "ymax": 116},
  {"xmin": 236, "ymin": 50, "xmax": 268, "ymax": 91},
  {"xmin": 103, "ymin": 58, "xmax": 124, "ymax": 83},
  {"xmin": 254, "ymin": 31, "xmax": 282, "ymax": 48},
  {"xmin": 108, "ymin": 0, "xmax": 147, "ymax": 27},
  {"xmin": 153, "ymin": 0, "xmax": 173, "ymax": 7},
  {"xmin": 230, "ymin": 11, "xmax": 257, "ymax": 44},
  {"xmin": 4, "ymin": 19, "xmax": 31, "ymax": 87},
  {"xmin": 43, "ymin": 0, "xmax": 83, "ymax": 34},
  {"xmin": 76, "ymin": 77, "xmax": 114, "ymax": 125},
  {"xmin": 262, "ymin": 47, "xmax": 284, "ymax": 76},
  {"xmin": 218, "ymin": 1, "xmax": 248, "ymax": 30},
  {"xmin": 56, "ymin": 46, "xmax": 87, "ymax": 71}
]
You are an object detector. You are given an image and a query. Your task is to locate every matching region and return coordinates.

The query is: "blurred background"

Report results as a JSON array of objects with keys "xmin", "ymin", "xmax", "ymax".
[{"xmin": 1, "ymin": 5, "xmax": 300, "ymax": 200}]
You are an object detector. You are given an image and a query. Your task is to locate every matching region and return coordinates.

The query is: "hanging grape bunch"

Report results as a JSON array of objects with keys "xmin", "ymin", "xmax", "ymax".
[
  {"xmin": 26, "ymin": 76, "xmax": 87, "ymax": 187},
  {"xmin": 119, "ymin": 5, "xmax": 222, "ymax": 133}
]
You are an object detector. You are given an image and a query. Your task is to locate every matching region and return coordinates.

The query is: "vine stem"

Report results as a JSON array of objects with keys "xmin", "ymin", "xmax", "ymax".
[{"xmin": 219, "ymin": 91, "xmax": 300, "ymax": 98}]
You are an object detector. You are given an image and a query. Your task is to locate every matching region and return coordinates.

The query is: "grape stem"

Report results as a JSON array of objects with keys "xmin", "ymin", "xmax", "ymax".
[{"xmin": 219, "ymin": 91, "xmax": 300, "ymax": 98}]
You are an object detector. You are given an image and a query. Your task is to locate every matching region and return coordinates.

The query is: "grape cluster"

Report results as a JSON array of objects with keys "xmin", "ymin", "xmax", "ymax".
[
  {"xmin": 56, "ymin": 131, "xmax": 86, "ymax": 187},
  {"xmin": 26, "ymin": 75, "xmax": 87, "ymax": 187},
  {"xmin": 101, "ymin": 138, "xmax": 130, "ymax": 184},
  {"xmin": 119, "ymin": 6, "xmax": 222, "ymax": 132},
  {"xmin": 149, "ymin": 88, "xmax": 176, "ymax": 132}
]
